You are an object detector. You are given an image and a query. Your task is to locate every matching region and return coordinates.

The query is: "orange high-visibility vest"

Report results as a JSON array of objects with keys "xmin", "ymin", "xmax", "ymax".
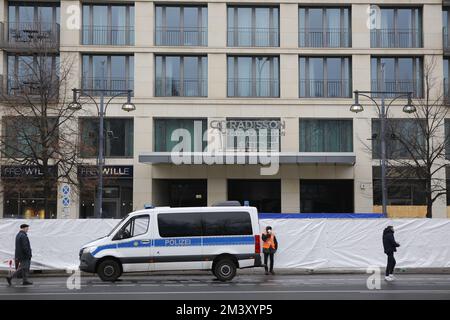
[{"xmin": 262, "ymin": 233, "xmax": 276, "ymax": 249}]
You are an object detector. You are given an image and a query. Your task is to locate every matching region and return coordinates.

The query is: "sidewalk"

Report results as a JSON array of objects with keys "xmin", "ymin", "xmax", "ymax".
[{"xmin": 2, "ymin": 267, "xmax": 450, "ymax": 277}]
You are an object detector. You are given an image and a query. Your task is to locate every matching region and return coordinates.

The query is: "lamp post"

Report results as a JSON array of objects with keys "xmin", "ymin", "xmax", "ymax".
[
  {"xmin": 350, "ymin": 65, "xmax": 416, "ymax": 218},
  {"xmin": 68, "ymin": 88, "xmax": 135, "ymax": 218}
]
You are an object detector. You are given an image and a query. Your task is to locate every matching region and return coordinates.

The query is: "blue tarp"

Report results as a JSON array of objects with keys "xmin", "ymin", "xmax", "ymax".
[{"xmin": 258, "ymin": 213, "xmax": 385, "ymax": 219}]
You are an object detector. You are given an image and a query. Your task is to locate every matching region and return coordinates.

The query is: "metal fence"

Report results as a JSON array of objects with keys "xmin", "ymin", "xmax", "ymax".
[
  {"xmin": 155, "ymin": 78, "xmax": 207, "ymax": 97},
  {"xmin": 155, "ymin": 27, "xmax": 207, "ymax": 46},
  {"xmin": 0, "ymin": 22, "xmax": 60, "ymax": 51},
  {"xmin": 227, "ymin": 27, "xmax": 279, "ymax": 47},
  {"xmin": 298, "ymin": 28, "xmax": 351, "ymax": 47},
  {"xmin": 227, "ymin": 78, "xmax": 280, "ymax": 97},
  {"xmin": 81, "ymin": 77, "xmax": 134, "ymax": 96},
  {"xmin": 371, "ymin": 80, "xmax": 422, "ymax": 98},
  {"xmin": 299, "ymin": 79, "xmax": 351, "ymax": 98},
  {"xmin": 370, "ymin": 29, "xmax": 422, "ymax": 48},
  {"xmin": 82, "ymin": 26, "xmax": 134, "ymax": 45}
]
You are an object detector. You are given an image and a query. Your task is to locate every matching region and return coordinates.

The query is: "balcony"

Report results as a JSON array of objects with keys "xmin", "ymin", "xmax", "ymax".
[
  {"xmin": 299, "ymin": 28, "xmax": 351, "ymax": 48},
  {"xmin": 155, "ymin": 78, "xmax": 207, "ymax": 97},
  {"xmin": 0, "ymin": 22, "xmax": 60, "ymax": 52},
  {"xmin": 155, "ymin": 27, "xmax": 207, "ymax": 46},
  {"xmin": 227, "ymin": 27, "xmax": 279, "ymax": 47},
  {"xmin": 82, "ymin": 26, "xmax": 134, "ymax": 46},
  {"xmin": 371, "ymin": 80, "xmax": 422, "ymax": 98},
  {"xmin": 370, "ymin": 29, "xmax": 422, "ymax": 48},
  {"xmin": 227, "ymin": 78, "xmax": 279, "ymax": 97},
  {"xmin": 81, "ymin": 77, "xmax": 134, "ymax": 96},
  {"xmin": 299, "ymin": 79, "xmax": 351, "ymax": 98}
]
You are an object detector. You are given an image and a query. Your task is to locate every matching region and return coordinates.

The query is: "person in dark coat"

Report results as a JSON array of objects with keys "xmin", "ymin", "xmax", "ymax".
[
  {"xmin": 262, "ymin": 226, "xmax": 278, "ymax": 275},
  {"xmin": 382, "ymin": 225, "xmax": 400, "ymax": 282},
  {"xmin": 6, "ymin": 224, "xmax": 33, "ymax": 286}
]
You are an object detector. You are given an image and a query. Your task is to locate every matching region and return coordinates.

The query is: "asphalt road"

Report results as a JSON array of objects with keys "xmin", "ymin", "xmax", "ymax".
[{"xmin": 1, "ymin": 273, "xmax": 450, "ymax": 300}]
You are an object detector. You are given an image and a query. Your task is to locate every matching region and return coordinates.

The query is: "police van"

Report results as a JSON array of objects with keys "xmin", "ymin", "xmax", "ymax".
[{"xmin": 79, "ymin": 204, "xmax": 262, "ymax": 282}]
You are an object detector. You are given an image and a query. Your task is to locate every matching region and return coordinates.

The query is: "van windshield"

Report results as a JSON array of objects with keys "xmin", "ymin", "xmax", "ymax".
[{"xmin": 106, "ymin": 214, "xmax": 129, "ymax": 237}]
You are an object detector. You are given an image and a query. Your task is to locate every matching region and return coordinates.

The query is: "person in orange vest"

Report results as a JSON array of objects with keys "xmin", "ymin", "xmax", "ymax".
[{"xmin": 262, "ymin": 226, "xmax": 278, "ymax": 275}]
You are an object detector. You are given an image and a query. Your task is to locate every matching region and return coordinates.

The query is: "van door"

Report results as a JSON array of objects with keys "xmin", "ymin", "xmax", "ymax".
[
  {"xmin": 153, "ymin": 212, "xmax": 203, "ymax": 271},
  {"xmin": 111, "ymin": 214, "xmax": 152, "ymax": 272}
]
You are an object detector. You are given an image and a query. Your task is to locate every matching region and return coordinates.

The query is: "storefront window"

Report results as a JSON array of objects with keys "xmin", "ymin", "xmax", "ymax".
[
  {"xmin": 154, "ymin": 118, "xmax": 207, "ymax": 152},
  {"xmin": 300, "ymin": 119, "xmax": 353, "ymax": 152},
  {"xmin": 79, "ymin": 118, "xmax": 134, "ymax": 158},
  {"xmin": 3, "ymin": 182, "xmax": 57, "ymax": 219}
]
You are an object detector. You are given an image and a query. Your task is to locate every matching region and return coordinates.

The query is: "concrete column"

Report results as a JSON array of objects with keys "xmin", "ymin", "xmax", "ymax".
[
  {"xmin": 134, "ymin": 53, "xmax": 153, "ymax": 98},
  {"xmin": 207, "ymin": 178, "xmax": 227, "ymax": 206},
  {"xmin": 135, "ymin": 1, "xmax": 153, "ymax": 47},
  {"xmin": 352, "ymin": 4, "xmax": 370, "ymax": 49},
  {"xmin": 281, "ymin": 167, "xmax": 300, "ymax": 213},
  {"xmin": 280, "ymin": 3, "xmax": 298, "ymax": 48},
  {"xmin": 353, "ymin": 116, "xmax": 374, "ymax": 213},
  {"xmin": 280, "ymin": 54, "xmax": 298, "ymax": 99},
  {"xmin": 423, "ymin": 4, "xmax": 442, "ymax": 50},
  {"xmin": 208, "ymin": 53, "xmax": 227, "ymax": 99},
  {"xmin": 133, "ymin": 116, "xmax": 153, "ymax": 211},
  {"xmin": 208, "ymin": 3, "xmax": 226, "ymax": 47},
  {"xmin": 60, "ymin": 1, "xmax": 81, "ymax": 47},
  {"xmin": 352, "ymin": 54, "xmax": 371, "ymax": 93},
  {"xmin": 281, "ymin": 117, "xmax": 299, "ymax": 153}
]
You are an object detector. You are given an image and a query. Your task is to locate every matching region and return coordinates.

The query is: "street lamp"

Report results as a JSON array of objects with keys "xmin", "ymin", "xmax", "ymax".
[
  {"xmin": 69, "ymin": 88, "xmax": 135, "ymax": 218},
  {"xmin": 350, "ymin": 85, "xmax": 416, "ymax": 218}
]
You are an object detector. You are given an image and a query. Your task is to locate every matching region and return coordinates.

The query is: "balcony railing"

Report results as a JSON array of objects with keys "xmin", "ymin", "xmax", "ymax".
[
  {"xmin": 81, "ymin": 77, "xmax": 134, "ymax": 96},
  {"xmin": 371, "ymin": 79, "xmax": 422, "ymax": 98},
  {"xmin": 82, "ymin": 26, "xmax": 134, "ymax": 45},
  {"xmin": 155, "ymin": 27, "xmax": 207, "ymax": 46},
  {"xmin": 0, "ymin": 22, "xmax": 60, "ymax": 51},
  {"xmin": 444, "ymin": 27, "xmax": 450, "ymax": 51},
  {"xmin": 370, "ymin": 29, "xmax": 422, "ymax": 48},
  {"xmin": 155, "ymin": 78, "xmax": 207, "ymax": 97},
  {"xmin": 299, "ymin": 79, "xmax": 351, "ymax": 98},
  {"xmin": 227, "ymin": 27, "xmax": 279, "ymax": 47},
  {"xmin": 227, "ymin": 78, "xmax": 280, "ymax": 97},
  {"xmin": 298, "ymin": 28, "xmax": 351, "ymax": 48}
]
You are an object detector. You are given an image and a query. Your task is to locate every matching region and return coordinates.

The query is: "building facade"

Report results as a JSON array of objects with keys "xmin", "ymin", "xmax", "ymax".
[{"xmin": 0, "ymin": 0, "xmax": 449, "ymax": 219}]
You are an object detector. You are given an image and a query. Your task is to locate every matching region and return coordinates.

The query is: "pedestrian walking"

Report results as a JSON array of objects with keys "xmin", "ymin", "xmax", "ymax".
[
  {"xmin": 382, "ymin": 225, "xmax": 400, "ymax": 282},
  {"xmin": 262, "ymin": 226, "xmax": 278, "ymax": 275},
  {"xmin": 5, "ymin": 224, "xmax": 33, "ymax": 286}
]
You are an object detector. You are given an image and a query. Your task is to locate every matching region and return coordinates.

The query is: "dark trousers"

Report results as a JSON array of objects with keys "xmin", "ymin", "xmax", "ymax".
[
  {"xmin": 263, "ymin": 252, "xmax": 274, "ymax": 272},
  {"xmin": 386, "ymin": 253, "xmax": 396, "ymax": 276},
  {"xmin": 10, "ymin": 259, "xmax": 30, "ymax": 283}
]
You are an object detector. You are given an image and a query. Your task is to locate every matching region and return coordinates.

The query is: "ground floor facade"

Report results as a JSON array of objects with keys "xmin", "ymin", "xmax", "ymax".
[{"xmin": 0, "ymin": 163, "xmax": 449, "ymax": 219}]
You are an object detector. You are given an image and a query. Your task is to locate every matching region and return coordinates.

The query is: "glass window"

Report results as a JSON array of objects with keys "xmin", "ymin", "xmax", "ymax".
[
  {"xmin": 202, "ymin": 212, "xmax": 253, "ymax": 236},
  {"xmin": 155, "ymin": 56, "xmax": 207, "ymax": 97},
  {"xmin": 371, "ymin": 7, "xmax": 422, "ymax": 48},
  {"xmin": 154, "ymin": 119, "xmax": 207, "ymax": 152},
  {"xmin": 82, "ymin": 55, "xmax": 134, "ymax": 95},
  {"xmin": 371, "ymin": 57, "xmax": 423, "ymax": 98},
  {"xmin": 372, "ymin": 119, "xmax": 425, "ymax": 159},
  {"xmin": 225, "ymin": 118, "xmax": 282, "ymax": 152},
  {"xmin": 299, "ymin": 57, "xmax": 351, "ymax": 98},
  {"xmin": 300, "ymin": 180, "xmax": 354, "ymax": 213},
  {"xmin": 299, "ymin": 7, "xmax": 351, "ymax": 47},
  {"xmin": 300, "ymin": 119, "xmax": 353, "ymax": 152},
  {"xmin": 228, "ymin": 6, "xmax": 279, "ymax": 47},
  {"xmin": 115, "ymin": 215, "xmax": 149, "ymax": 240},
  {"xmin": 82, "ymin": 4, "xmax": 134, "ymax": 45},
  {"xmin": 373, "ymin": 167, "xmax": 426, "ymax": 205},
  {"xmin": 228, "ymin": 56, "xmax": 279, "ymax": 97},
  {"xmin": 80, "ymin": 118, "xmax": 134, "ymax": 158},
  {"xmin": 158, "ymin": 213, "xmax": 202, "ymax": 237},
  {"xmin": 155, "ymin": 5, "xmax": 207, "ymax": 46}
]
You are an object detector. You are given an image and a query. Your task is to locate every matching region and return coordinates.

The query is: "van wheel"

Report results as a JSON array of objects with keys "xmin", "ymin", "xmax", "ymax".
[
  {"xmin": 97, "ymin": 259, "xmax": 122, "ymax": 282},
  {"xmin": 214, "ymin": 259, "xmax": 236, "ymax": 282}
]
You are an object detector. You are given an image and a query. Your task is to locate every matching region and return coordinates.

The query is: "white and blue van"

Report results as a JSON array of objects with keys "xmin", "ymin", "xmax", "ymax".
[{"xmin": 79, "ymin": 205, "xmax": 262, "ymax": 282}]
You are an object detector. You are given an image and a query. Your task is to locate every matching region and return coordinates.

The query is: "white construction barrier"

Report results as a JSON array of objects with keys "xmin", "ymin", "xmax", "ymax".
[{"xmin": 1, "ymin": 218, "xmax": 450, "ymax": 271}]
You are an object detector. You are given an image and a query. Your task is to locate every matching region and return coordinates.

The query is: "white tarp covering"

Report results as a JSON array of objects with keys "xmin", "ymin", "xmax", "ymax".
[{"xmin": 1, "ymin": 218, "xmax": 450, "ymax": 271}]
